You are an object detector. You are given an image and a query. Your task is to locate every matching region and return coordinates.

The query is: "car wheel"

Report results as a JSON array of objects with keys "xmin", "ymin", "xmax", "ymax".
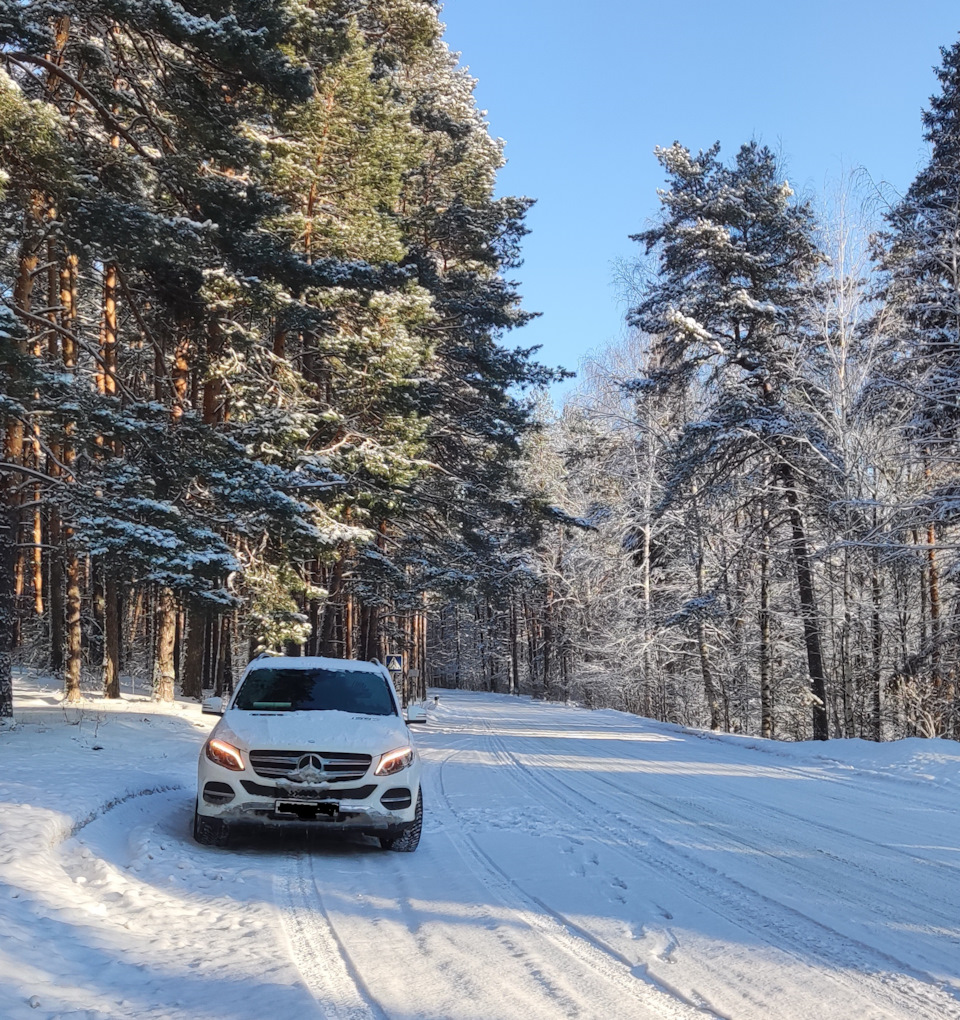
[
  {"xmin": 193, "ymin": 803, "xmax": 229, "ymax": 847},
  {"xmin": 380, "ymin": 789, "xmax": 422, "ymax": 853}
]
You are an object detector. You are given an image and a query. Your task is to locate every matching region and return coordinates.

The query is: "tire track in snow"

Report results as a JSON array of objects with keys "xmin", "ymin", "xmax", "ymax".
[
  {"xmin": 507, "ymin": 726, "xmax": 960, "ymax": 979},
  {"xmin": 426, "ymin": 749, "xmax": 643, "ymax": 1019},
  {"xmin": 273, "ymin": 736, "xmax": 546, "ymax": 1020},
  {"xmin": 559, "ymin": 744, "xmax": 960, "ymax": 946},
  {"xmin": 275, "ymin": 853, "xmax": 386, "ymax": 1020},
  {"xmin": 383, "ymin": 808, "xmax": 592, "ymax": 1020},
  {"xmin": 431, "ymin": 740, "xmax": 728, "ymax": 1020},
  {"xmin": 279, "ymin": 743, "xmax": 637, "ymax": 1020},
  {"xmin": 479, "ymin": 715, "xmax": 960, "ymax": 1020},
  {"xmin": 381, "ymin": 851, "xmax": 527, "ymax": 1016},
  {"xmin": 564, "ymin": 725, "xmax": 960, "ymax": 881}
]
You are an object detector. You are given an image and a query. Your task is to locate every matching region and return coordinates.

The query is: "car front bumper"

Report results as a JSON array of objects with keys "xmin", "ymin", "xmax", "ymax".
[{"xmin": 196, "ymin": 764, "xmax": 421, "ymax": 835}]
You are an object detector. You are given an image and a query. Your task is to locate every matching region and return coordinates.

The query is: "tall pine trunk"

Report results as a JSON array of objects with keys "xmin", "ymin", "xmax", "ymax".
[
  {"xmin": 759, "ymin": 501, "xmax": 774, "ymax": 739},
  {"xmin": 216, "ymin": 617, "xmax": 234, "ymax": 698},
  {"xmin": 154, "ymin": 587, "xmax": 177, "ymax": 702},
  {"xmin": 692, "ymin": 491, "xmax": 721, "ymax": 730},
  {"xmin": 780, "ymin": 463, "xmax": 829, "ymax": 740},
  {"xmin": 60, "ymin": 252, "xmax": 82, "ymax": 703},
  {"xmin": 180, "ymin": 606, "xmax": 205, "ymax": 699},
  {"xmin": 48, "ymin": 505, "xmax": 64, "ymax": 674},
  {"xmin": 64, "ymin": 550, "xmax": 82, "ymax": 701},
  {"xmin": 0, "ymin": 496, "xmax": 16, "ymax": 718},
  {"xmin": 870, "ymin": 545, "xmax": 883, "ymax": 742},
  {"xmin": 103, "ymin": 575, "xmax": 121, "ymax": 699},
  {"xmin": 359, "ymin": 600, "xmax": 378, "ymax": 661},
  {"xmin": 541, "ymin": 586, "xmax": 553, "ymax": 697},
  {"xmin": 510, "ymin": 601, "xmax": 520, "ymax": 695}
]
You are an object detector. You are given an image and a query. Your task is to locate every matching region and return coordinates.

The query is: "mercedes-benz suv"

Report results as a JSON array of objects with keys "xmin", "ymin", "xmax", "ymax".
[{"xmin": 194, "ymin": 656, "xmax": 423, "ymax": 851}]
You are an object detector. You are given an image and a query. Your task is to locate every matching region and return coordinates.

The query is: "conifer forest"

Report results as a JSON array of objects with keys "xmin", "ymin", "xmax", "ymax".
[{"xmin": 3, "ymin": 0, "xmax": 960, "ymax": 745}]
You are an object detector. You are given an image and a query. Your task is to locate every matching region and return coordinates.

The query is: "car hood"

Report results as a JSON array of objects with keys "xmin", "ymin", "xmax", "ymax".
[{"xmin": 214, "ymin": 709, "xmax": 410, "ymax": 754}]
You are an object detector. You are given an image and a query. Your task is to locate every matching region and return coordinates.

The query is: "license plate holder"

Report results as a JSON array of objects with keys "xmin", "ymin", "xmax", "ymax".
[{"xmin": 276, "ymin": 800, "xmax": 338, "ymax": 818}]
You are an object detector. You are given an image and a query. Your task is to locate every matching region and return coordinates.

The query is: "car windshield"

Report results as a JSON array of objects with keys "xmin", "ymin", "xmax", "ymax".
[{"xmin": 234, "ymin": 666, "xmax": 397, "ymax": 716}]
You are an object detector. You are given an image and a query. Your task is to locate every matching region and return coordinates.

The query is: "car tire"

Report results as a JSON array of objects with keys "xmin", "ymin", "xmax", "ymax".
[
  {"xmin": 193, "ymin": 803, "xmax": 229, "ymax": 847},
  {"xmin": 380, "ymin": 789, "xmax": 422, "ymax": 852}
]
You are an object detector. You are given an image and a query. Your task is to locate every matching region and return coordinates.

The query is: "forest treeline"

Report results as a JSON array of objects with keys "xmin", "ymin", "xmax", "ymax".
[
  {"xmin": 429, "ymin": 41, "xmax": 960, "ymax": 743},
  {"xmin": 4, "ymin": 4, "xmax": 960, "ymax": 744},
  {"xmin": 0, "ymin": 0, "xmax": 561, "ymax": 715}
]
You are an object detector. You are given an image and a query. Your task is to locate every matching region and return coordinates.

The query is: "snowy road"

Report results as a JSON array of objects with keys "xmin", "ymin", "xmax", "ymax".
[{"xmin": 2, "ymin": 684, "xmax": 960, "ymax": 1019}]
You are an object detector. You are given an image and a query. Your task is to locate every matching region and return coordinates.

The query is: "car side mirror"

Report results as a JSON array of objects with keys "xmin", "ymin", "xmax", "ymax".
[
  {"xmin": 405, "ymin": 703, "xmax": 427, "ymax": 725},
  {"xmin": 202, "ymin": 696, "xmax": 224, "ymax": 716}
]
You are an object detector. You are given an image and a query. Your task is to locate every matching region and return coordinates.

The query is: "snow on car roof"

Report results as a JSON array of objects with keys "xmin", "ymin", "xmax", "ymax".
[{"xmin": 243, "ymin": 656, "xmax": 385, "ymax": 673}]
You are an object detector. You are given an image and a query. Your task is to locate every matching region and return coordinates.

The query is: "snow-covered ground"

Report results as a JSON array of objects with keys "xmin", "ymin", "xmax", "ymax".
[{"xmin": 1, "ymin": 675, "xmax": 959, "ymax": 1020}]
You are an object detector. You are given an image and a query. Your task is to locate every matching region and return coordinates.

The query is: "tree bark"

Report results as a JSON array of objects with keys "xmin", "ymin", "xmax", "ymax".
[
  {"xmin": 541, "ymin": 587, "xmax": 553, "ymax": 697},
  {"xmin": 203, "ymin": 612, "xmax": 216, "ymax": 691},
  {"xmin": 45, "ymin": 241, "xmax": 64, "ymax": 674},
  {"xmin": 0, "ymin": 499, "xmax": 16, "ymax": 717},
  {"xmin": 320, "ymin": 558, "xmax": 343, "ymax": 656},
  {"xmin": 154, "ymin": 587, "xmax": 177, "ymax": 702},
  {"xmin": 780, "ymin": 463, "xmax": 829, "ymax": 740},
  {"xmin": 100, "ymin": 263, "xmax": 118, "ymax": 396},
  {"xmin": 841, "ymin": 548, "xmax": 855, "ymax": 738},
  {"xmin": 343, "ymin": 591, "xmax": 353, "ymax": 659},
  {"xmin": 692, "ymin": 492, "xmax": 721, "ymax": 731},
  {"xmin": 359, "ymin": 600, "xmax": 378, "ymax": 661},
  {"xmin": 759, "ymin": 502, "xmax": 774, "ymax": 739},
  {"xmin": 510, "ymin": 601, "xmax": 520, "ymax": 695},
  {"xmin": 48, "ymin": 505, "xmax": 64, "ymax": 673},
  {"xmin": 180, "ymin": 605, "xmax": 205, "ymax": 699},
  {"xmin": 90, "ymin": 561, "xmax": 105, "ymax": 668},
  {"xmin": 61, "ymin": 250, "xmax": 82, "ymax": 703},
  {"xmin": 64, "ymin": 549, "xmax": 82, "ymax": 702},
  {"xmin": 217, "ymin": 616, "xmax": 234, "ymax": 697},
  {"xmin": 871, "ymin": 548, "xmax": 883, "ymax": 742},
  {"xmin": 8, "ymin": 206, "xmax": 43, "ymax": 660},
  {"xmin": 103, "ymin": 574, "xmax": 121, "ymax": 699}
]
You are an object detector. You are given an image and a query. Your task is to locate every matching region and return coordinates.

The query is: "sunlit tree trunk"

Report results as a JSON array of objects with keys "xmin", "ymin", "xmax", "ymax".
[
  {"xmin": 781, "ymin": 463, "xmax": 829, "ymax": 740},
  {"xmin": 61, "ymin": 253, "xmax": 82, "ymax": 703}
]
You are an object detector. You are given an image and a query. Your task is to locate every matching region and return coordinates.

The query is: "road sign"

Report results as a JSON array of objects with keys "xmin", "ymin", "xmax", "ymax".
[{"xmin": 386, "ymin": 653, "xmax": 403, "ymax": 672}]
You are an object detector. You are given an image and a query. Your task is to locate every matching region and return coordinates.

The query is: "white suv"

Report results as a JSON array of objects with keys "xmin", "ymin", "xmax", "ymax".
[{"xmin": 194, "ymin": 656, "xmax": 423, "ymax": 851}]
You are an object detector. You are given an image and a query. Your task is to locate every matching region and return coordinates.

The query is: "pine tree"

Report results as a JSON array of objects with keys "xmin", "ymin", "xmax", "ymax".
[
  {"xmin": 631, "ymin": 141, "xmax": 836, "ymax": 740},
  {"xmin": 1, "ymin": 0, "xmax": 558, "ymax": 710},
  {"xmin": 872, "ymin": 39, "xmax": 960, "ymax": 735}
]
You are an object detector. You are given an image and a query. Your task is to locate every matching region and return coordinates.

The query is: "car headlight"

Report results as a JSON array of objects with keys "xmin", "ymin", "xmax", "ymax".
[
  {"xmin": 205, "ymin": 738, "xmax": 245, "ymax": 771},
  {"xmin": 375, "ymin": 746, "xmax": 414, "ymax": 776}
]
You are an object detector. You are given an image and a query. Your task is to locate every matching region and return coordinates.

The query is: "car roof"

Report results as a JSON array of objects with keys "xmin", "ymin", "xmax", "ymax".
[{"xmin": 243, "ymin": 656, "xmax": 385, "ymax": 674}]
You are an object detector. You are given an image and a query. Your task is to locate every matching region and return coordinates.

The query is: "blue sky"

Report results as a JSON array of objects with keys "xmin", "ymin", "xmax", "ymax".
[{"xmin": 440, "ymin": 0, "xmax": 960, "ymax": 400}]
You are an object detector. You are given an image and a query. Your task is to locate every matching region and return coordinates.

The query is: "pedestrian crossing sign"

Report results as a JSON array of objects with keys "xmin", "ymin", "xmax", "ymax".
[{"xmin": 386, "ymin": 654, "xmax": 403, "ymax": 672}]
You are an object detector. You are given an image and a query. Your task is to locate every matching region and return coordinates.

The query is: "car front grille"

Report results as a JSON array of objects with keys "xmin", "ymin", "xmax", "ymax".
[{"xmin": 249, "ymin": 749, "xmax": 372, "ymax": 783}]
